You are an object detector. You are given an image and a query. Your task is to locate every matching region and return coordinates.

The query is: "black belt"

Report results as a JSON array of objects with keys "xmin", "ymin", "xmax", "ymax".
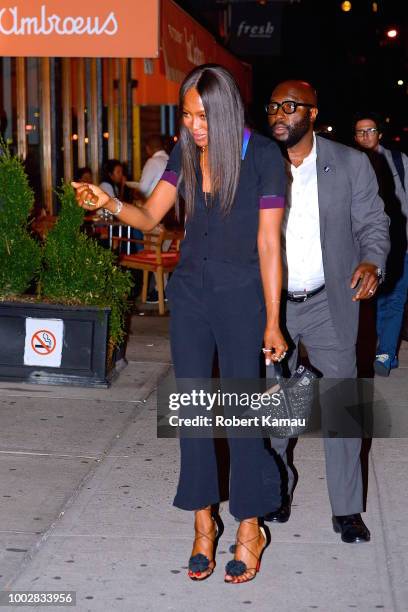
[{"xmin": 287, "ymin": 284, "xmax": 325, "ymax": 302}]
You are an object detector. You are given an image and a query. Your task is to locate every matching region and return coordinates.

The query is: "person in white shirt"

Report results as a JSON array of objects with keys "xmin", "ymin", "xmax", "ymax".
[
  {"xmin": 99, "ymin": 159, "xmax": 125, "ymax": 199},
  {"xmin": 97, "ymin": 159, "xmax": 126, "ymax": 223},
  {"xmin": 136, "ymin": 136, "xmax": 171, "ymax": 304},
  {"xmin": 136, "ymin": 135, "xmax": 169, "ymax": 198},
  {"xmin": 265, "ymin": 80, "xmax": 389, "ymax": 544}
]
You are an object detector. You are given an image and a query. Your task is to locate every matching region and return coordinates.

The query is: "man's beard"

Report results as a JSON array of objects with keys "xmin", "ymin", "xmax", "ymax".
[{"xmin": 269, "ymin": 114, "xmax": 311, "ymax": 148}]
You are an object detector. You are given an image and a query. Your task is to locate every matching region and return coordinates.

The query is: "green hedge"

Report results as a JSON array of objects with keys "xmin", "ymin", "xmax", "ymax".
[
  {"xmin": 0, "ymin": 143, "xmax": 133, "ymax": 347},
  {"xmin": 41, "ymin": 183, "xmax": 133, "ymax": 346},
  {"xmin": 0, "ymin": 144, "xmax": 41, "ymax": 295}
]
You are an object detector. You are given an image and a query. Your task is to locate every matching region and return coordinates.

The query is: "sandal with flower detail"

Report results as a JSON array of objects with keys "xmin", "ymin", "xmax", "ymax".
[
  {"xmin": 224, "ymin": 522, "xmax": 268, "ymax": 584},
  {"xmin": 188, "ymin": 517, "xmax": 220, "ymax": 581}
]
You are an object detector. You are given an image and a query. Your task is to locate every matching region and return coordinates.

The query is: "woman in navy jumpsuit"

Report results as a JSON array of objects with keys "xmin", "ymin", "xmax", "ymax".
[{"xmin": 73, "ymin": 64, "xmax": 287, "ymax": 585}]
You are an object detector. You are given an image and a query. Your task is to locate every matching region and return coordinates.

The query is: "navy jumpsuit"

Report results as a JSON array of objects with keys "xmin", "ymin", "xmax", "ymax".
[{"xmin": 161, "ymin": 130, "xmax": 286, "ymax": 519}]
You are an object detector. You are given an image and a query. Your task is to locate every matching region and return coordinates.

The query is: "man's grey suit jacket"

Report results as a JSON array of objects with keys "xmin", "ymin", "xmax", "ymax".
[{"xmin": 314, "ymin": 135, "xmax": 390, "ymax": 346}]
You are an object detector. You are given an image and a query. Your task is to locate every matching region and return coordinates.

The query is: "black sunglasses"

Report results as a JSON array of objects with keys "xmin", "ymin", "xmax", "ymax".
[{"xmin": 265, "ymin": 100, "xmax": 315, "ymax": 115}]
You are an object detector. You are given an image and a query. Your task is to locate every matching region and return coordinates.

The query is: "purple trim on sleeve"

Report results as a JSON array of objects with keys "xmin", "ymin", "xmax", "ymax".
[
  {"xmin": 259, "ymin": 195, "xmax": 285, "ymax": 209},
  {"xmin": 161, "ymin": 170, "xmax": 178, "ymax": 187}
]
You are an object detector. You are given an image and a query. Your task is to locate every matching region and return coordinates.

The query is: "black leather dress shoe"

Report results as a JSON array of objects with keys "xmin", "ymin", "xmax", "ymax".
[
  {"xmin": 332, "ymin": 514, "xmax": 370, "ymax": 543},
  {"xmin": 264, "ymin": 495, "xmax": 292, "ymax": 523}
]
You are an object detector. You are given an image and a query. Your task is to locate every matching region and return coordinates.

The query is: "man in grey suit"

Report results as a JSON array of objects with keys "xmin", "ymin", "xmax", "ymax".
[{"xmin": 265, "ymin": 81, "xmax": 390, "ymax": 542}]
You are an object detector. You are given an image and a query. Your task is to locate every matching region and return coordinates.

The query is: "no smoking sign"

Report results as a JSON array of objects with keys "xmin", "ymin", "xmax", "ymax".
[
  {"xmin": 31, "ymin": 330, "xmax": 57, "ymax": 355},
  {"xmin": 24, "ymin": 319, "xmax": 64, "ymax": 367}
]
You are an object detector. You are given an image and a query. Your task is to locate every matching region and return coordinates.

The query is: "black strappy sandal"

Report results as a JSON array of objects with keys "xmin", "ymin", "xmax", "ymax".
[
  {"xmin": 188, "ymin": 517, "xmax": 220, "ymax": 581},
  {"xmin": 224, "ymin": 522, "xmax": 268, "ymax": 584}
]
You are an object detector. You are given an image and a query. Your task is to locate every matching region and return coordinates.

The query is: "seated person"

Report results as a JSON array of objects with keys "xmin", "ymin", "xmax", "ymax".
[{"xmin": 74, "ymin": 166, "xmax": 93, "ymax": 184}]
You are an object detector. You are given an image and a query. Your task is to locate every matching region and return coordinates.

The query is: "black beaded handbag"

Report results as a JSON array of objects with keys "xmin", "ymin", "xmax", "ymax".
[{"xmin": 263, "ymin": 364, "xmax": 318, "ymax": 438}]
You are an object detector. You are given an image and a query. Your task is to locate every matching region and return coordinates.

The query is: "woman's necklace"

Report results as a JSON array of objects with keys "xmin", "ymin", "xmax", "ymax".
[{"xmin": 200, "ymin": 146, "xmax": 210, "ymax": 207}]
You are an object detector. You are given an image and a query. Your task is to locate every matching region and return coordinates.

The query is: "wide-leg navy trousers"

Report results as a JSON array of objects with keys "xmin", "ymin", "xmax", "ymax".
[{"xmin": 167, "ymin": 273, "xmax": 281, "ymax": 520}]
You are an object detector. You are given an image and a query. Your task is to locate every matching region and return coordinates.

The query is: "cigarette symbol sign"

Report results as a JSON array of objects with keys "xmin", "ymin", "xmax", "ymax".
[
  {"xmin": 24, "ymin": 318, "xmax": 63, "ymax": 367},
  {"xmin": 31, "ymin": 330, "xmax": 57, "ymax": 355}
]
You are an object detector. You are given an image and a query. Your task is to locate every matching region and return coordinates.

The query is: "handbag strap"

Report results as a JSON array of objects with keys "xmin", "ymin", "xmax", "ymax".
[{"xmin": 391, "ymin": 149, "xmax": 406, "ymax": 192}]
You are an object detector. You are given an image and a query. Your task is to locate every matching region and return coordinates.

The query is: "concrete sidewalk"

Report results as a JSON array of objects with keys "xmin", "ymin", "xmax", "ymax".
[{"xmin": 0, "ymin": 314, "xmax": 407, "ymax": 611}]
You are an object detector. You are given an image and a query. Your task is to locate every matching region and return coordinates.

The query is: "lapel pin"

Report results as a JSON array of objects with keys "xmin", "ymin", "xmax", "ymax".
[{"xmin": 324, "ymin": 165, "xmax": 331, "ymax": 173}]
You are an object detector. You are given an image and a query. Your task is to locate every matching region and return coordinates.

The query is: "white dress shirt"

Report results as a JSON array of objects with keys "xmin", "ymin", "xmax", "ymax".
[
  {"xmin": 137, "ymin": 150, "xmax": 169, "ymax": 198},
  {"xmin": 282, "ymin": 135, "xmax": 325, "ymax": 292}
]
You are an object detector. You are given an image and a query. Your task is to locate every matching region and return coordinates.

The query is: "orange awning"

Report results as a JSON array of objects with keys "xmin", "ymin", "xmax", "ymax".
[{"xmin": 133, "ymin": 0, "xmax": 252, "ymax": 106}]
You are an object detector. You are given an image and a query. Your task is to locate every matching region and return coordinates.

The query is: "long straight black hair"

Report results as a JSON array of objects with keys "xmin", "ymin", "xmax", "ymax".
[{"xmin": 177, "ymin": 64, "xmax": 244, "ymax": 217}]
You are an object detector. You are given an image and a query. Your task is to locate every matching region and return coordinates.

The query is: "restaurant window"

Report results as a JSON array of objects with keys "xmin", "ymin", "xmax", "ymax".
[
  {"xmin": 0, "ymin": 58, "xmax": 15, "ymax": 150},
  {"xmin": 25, "ymin": 58, "xmax": 42, "ymax": 214}
]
